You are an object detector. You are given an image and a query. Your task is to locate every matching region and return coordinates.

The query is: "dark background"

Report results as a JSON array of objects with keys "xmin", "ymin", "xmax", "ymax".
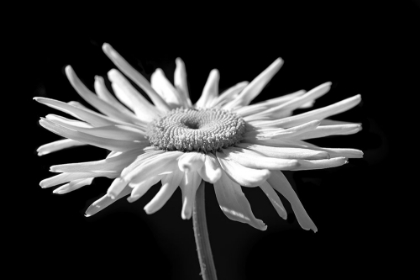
[{"xmin": 19, "ymin": 1, "xmax": 418, "ymax": 279}]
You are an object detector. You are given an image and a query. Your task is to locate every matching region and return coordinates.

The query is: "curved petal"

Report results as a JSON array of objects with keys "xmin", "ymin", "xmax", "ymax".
[
  {"xmin": 108, "ymin": 69, "xmax": 161, "ymax": 122},
  {"xmin": 223, "ymin": 147, "xmax": 299, "ymax": 170},
  {"xmin": 259, "ymin": 181, "xmax": 287, "ymax": 220},
  {"xmin": 236, "ymin": 143, "xmax": 330, "ymax": 160},
  {"xmin": 177, "ymin": 152, "xmax": 205, "ymax": 173},
  {"xmin": 37, "ymin": 139, "xmax": 86, "ymax": 156},
  {"xmin": 216, "ymin": 151, "xmax": 271, "ymax": 187},
  {"xmin": 85, "ymin": 185, "xmax": 132, "ymax": 217},
  {"xmin": 224, "ymin": 58, "xmax": 283, "ymax": 109},
  {"xmin": 102, "ymin": 43, "xmax": 170, "ymax": 112},
  {"xmin": 53, "ymin": 177, "xmax": 94, "ymax": 194},
  {"xmin": 144, "ymin": 168, "xmax": 184, "ymax": 214},
  {"xmin": 268, "ymin": 171, "xmax": 317, "ymax": 232},
  {"xmin": 198, "ymin": 153, "xmax": 222, "ymax": 183},
  {"xmin": 213, "ymin": 170, "xmax": 267, "ymax": 230},
  {"xmin": 151, "ymin": 68, "xmax": 186, "ymax": 107},
  {"xmin": 34, "ymin": 97, "xmax": 117, "ymax": 127},
  {"xmin": 127, "ymin": 174, "xmax": 165, "ymax": 203},
  {"xmin": 179, "ymin": 170, "xmax": 201, "ymax": 219}
]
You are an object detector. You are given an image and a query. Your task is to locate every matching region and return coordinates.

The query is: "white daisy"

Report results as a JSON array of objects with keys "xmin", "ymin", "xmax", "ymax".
[{"xmin": 35, "ymin": 43, "xmax": 363, "ymax": 232}]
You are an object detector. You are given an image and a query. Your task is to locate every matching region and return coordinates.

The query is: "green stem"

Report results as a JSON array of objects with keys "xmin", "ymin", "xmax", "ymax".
[{"xmin": 193, "ymin": 180, "xmax": 218, "ymax": 280}]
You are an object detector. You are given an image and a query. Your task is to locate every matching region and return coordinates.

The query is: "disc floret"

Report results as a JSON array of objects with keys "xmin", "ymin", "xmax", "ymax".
[{"xmin": 146, "ymin": 108, "xmax": 246, "ymax": 153}]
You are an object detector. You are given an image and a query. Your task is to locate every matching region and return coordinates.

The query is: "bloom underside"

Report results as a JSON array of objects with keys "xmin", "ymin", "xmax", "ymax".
[{"xmin": 36, "ymin": 43, "xmax": 362, "ymax": 232}]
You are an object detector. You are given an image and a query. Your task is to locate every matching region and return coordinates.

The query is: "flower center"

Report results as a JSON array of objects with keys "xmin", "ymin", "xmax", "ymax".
[{"xmin": 146, "ymin": 108, "xmax": 246, "ymax": 153}]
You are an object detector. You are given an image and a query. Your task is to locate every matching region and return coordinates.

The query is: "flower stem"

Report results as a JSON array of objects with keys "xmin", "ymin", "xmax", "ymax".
[{"xmin": 193, "ymin": 180, "xmax": 218, "ymax": 280}]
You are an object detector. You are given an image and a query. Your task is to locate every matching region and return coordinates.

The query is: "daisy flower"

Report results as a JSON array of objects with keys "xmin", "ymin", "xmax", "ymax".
[{"xmin": 35, "ymin": 43, "xmax": 363, "ymax": 233}]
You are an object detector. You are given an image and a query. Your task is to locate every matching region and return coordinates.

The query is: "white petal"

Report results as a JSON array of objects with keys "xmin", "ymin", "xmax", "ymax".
[
  {"xmin": 39, "ymin": 119, "xmax": 147, "ymax": 152},
  {"xmin": 34, "ymin": 97, "xmax": 116, "ymax": 127},
  {"xmin": 50, "ymin": 148, "xmax": 142, "ymax": 173},
  {"xmin": 151, "ymin": 68, "xmax": 186, "ymax": 107},
  {"xmin": 236, "ymin": 143, "xmax": 330, "ymax": 160},
  {"xmin": 178, "ymin": 152, "xmax": 205, "ymax": 173},
  {"xmin": 294, "ymin": 157, "xmax": 348, "ymax": 170},
  {"xmin": 195, "ymin": 69, "xmax": 219, "ymax": 108},
  {"xmin": 245, "ymin": 120, "xmax": 321, "ymax": 139},
  {"xmin": 212, "ymin": 81, "xmax": 248, "ymax": 108},
  {"xmin": 46, "ymin": 115, "xmax": 146, "ymax": 140},
  {"xmin": 223, "ymin": 147, "xmax": 299, "ymax": 170},
  {"xmin": 40, "ymin": 171, "xmax": 115, "ymax": 188},
  {"xmin": 256, "ymin": 95, "xmax": 361, "ymax": 129},
  {"xmin": 268, "ymin": 171, "xmax": 317, "ymax": 232},
  {"xmin": 53, "ymin": 178, "xmax": 94, "ymax": 194},
  {"xmin": 127, "ymin": 174, "xmax": 165, "ymax": 203},
  {"xmin": 174, "ymin": 57, "xmax": 192, "ymax": 106},
  {"xmin": 224, "ymin": 58, "xmax": 283, "ymax": 109},
  {"xmin": 198, "ymin": 153, "xmax": 222, "ymax": 183},
  {"xmin": 37, "ymin": 139, "xmax": 86, "ymax": 156},
  {"xmin": 178, "ymin": 171, "xmax": 201, "ymax": 219},
  {"xmin": 102, "ymin": 43, "xmax": 170, "ymax": 112},
  {"xmin": 94, "ymin": 75, "xmax": 138, "ymax": 117},
  {"xmin": 144, "ymin": 168, "xmax": 184, "ymax": 214},
  {"xmin": 252, "ymin": 82, "xmax": 331, "ymax": 118},
  {"xmin": 213, "ymin": 170, "xmax": 267, "ymax": 230},
  {"xmin": 259, "ymin": 181, "xmax": 287, "ymax": 220},
  {"xmin": 296, "ymin": 124, "xmax": 362, "ymax": 140},
  {"xmin": 122, "ymin": 151, "xmax": 183, "ymax": 183},
  {"xmin": 65, "ymin": 66, "xmax": 146, "ymax": 125},
  {"xmin": 108, "ymin": 69, "xmax": 161, "ymax": 122},
  {"xmin": 216, "ymin": 151, "xmax": 271, "ymax": 187},
  {"xmin": 85, "ymin": 186, "xmax": 132, "ymax": 217}
]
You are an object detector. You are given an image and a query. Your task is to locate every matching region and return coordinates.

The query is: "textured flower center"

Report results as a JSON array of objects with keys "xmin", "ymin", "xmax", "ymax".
[{"xmin": 146, "ymin": 108, "xmax": 246, "ymax": 153}]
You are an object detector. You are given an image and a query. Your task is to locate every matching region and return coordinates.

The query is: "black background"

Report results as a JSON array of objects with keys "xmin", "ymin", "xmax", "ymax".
[{"xmin": 18, "ymin": 1, "xmax": 418, "ymax": 279}]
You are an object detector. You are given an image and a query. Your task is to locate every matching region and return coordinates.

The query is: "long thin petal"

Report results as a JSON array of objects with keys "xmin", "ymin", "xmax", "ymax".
[
  {"xmin": 108, "ymin": 69, "xmax": 161, "ymax": 122},
  {"xmin": 212, "ymin": 81, "xmax": 249, "ymax": 108},
  {"xmin": 216, "ymin": 151, "xmax": 271, "ymax": 187},
  {"xmin": 213, "ymin": 170, "xmax": 267, "ymax": 230},
  {"xmin": 245, "ymin": 120, "xmax": 321, "ymax": 139},
  {"xmin": 223, "ymin": 147, "xmax": 299, "ymax": 170},
  {"xmin": 94, "ymin": 75, "xmax": 138, "ymax": 117},
  {"xmin": 174, "ymin": 57, "xmax": 192, "ymax": 106},
  {"xmin": 250, "ymin": 95, "xmax": 361, "ymax": 129},
  {"xmin": 85, "ymin": 186, "xmax": 132, "ymax": 217},
  {"xmin": 53, "ymin": 178, "xmax": 94, "ymax": 194},
  {"xmin": 195, "ymin": 69, "xmax": 219, "ymax": 108},
  {"xmin": 295, "ymin": 124, "xmax": 362, "ymax": 140},
  {"xmin": 151, "ymin": 68, "xmax": 185, "ymax": 107},
  {"xmin": 294, "ymin": 157, "xmax": 347, "ymax": 170},
  {"xmin": 128, "ymin": 174, "xmax": 165, "ymax": 203},
  {"xmin": 224, "ymin": 58, "xmax": 283, "ymax": 109},
  {"xmin": 252, "ymin": 82, "xmax": 331, "ymax": 118},
  {"xmin": 37, "ymin": 139, "xmax": 86, "ymax": 156},
  {"xmin": 268, "ymin": 171, "xmax": 317, "ymax": 232},
  {"xmin": 50, "ymin": 148, "xmax": 142, "ymax": 173},
  {"xmin": 259, "ymin": 181, "xmax": 287, "ymax": 219},
  {"xmin": 34, "ymin": 97, "xmax": 117, "ymax": 127},
  {"xmin": 46, "ymin": 115, "xmax": 146, "ymax": 140},
  {"xmin": 40, "ymin": 171, "xmax": 115, "ymax": 188},
  {"xmin": 236, "ymin": 143, "xmax": 330, "ymax": 160},
  {"xmin": 65, "ymin": 66, "xmax": 146, "ymax": 125},
  {"xmin": 102, "ymin": 43, "xmax": 170, "ymax": 112},
  {"xmin": 144, "ymin": 168, "xmax": 184, "ymax": 214},
  {"xmin": 40, "ymin": 119, "xmax": 146, "ymax": 152}
]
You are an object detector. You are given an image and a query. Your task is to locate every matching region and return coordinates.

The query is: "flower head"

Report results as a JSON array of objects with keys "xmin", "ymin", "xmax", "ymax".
[{"xmin": 36, "ymin": 43, "xmax": 363, "ymax": 232}]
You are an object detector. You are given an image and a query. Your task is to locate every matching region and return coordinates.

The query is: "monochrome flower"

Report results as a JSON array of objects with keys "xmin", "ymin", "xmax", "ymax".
[{"xmin": 36, "ymin": 43, "xmax": 362, "ymax": 232}]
